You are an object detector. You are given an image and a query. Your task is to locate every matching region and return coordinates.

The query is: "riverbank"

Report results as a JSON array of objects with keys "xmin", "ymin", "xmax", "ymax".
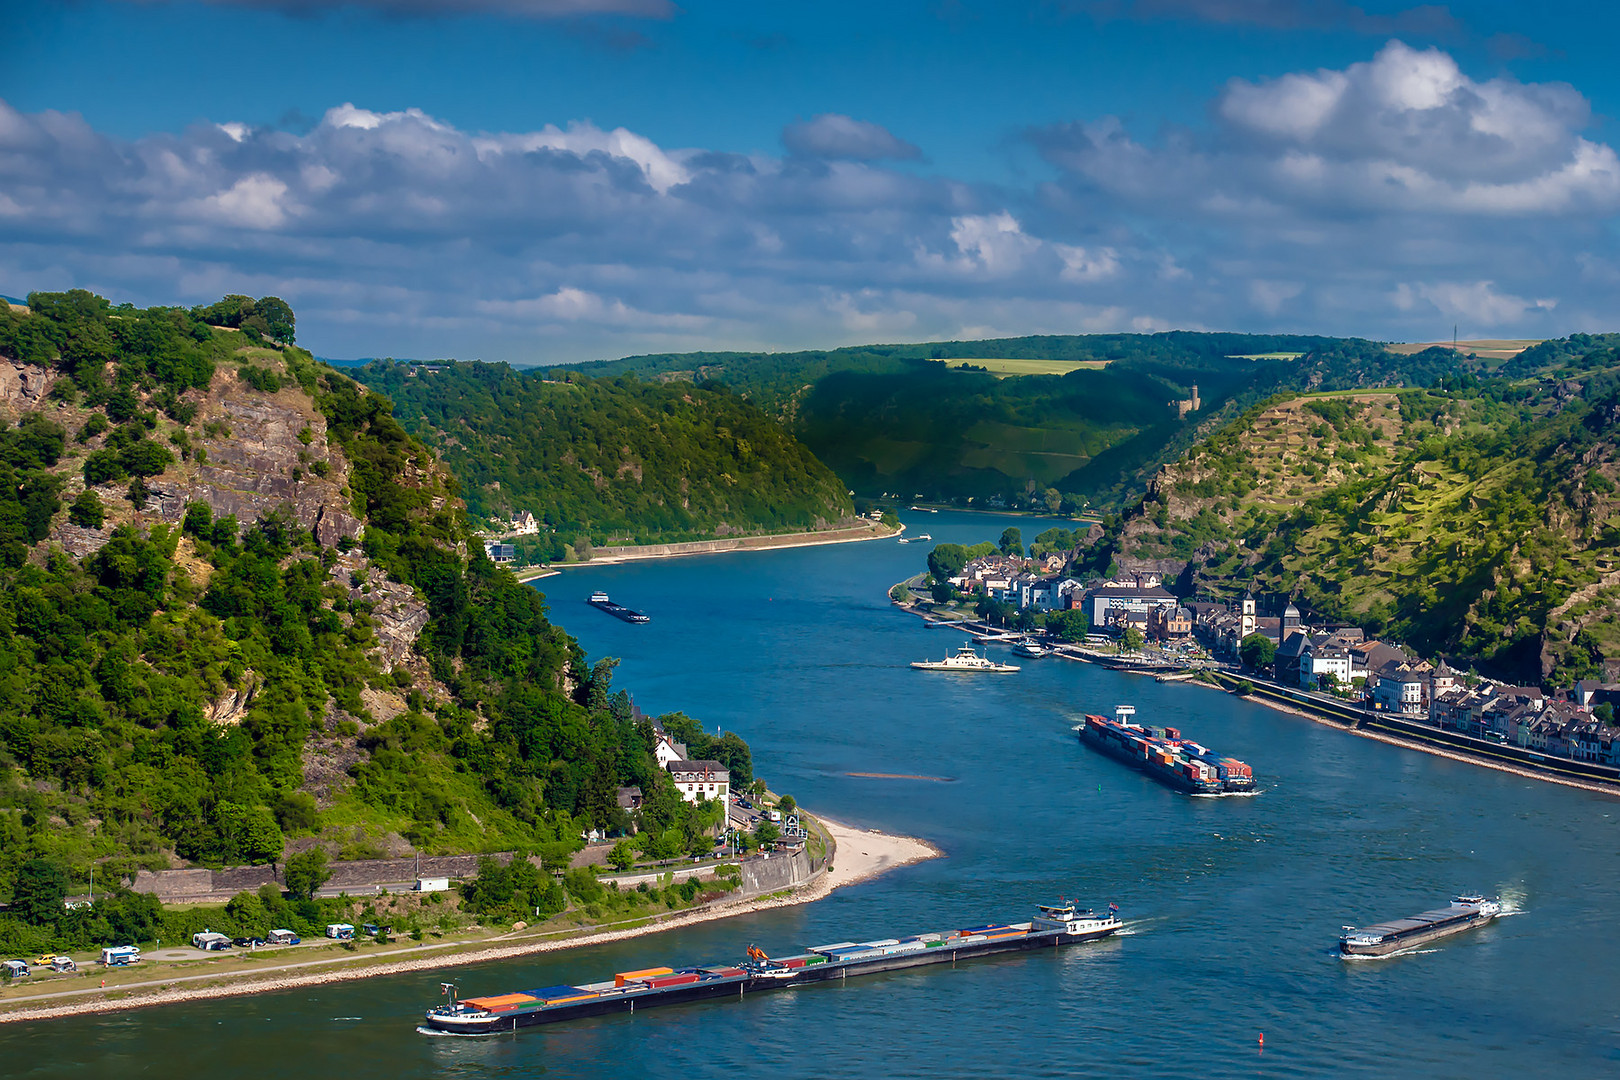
[
  {"xmin": 0, "ymin": 815, "xmax": 940, "ymax": 1024},
  {"xmin": 1202, "ymin": 676, "xmax": 1620, "ymax": 798},
  {"xmin": 890, "ymin": 585, "xmax": 1620, "ymax": 798},
  {"xmin": 562, "ymin": 520, "xmax": 900, "ymax": 567}
]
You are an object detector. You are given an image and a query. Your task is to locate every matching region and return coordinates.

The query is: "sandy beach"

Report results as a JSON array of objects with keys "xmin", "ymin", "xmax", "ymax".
[{"xmin": 0, "ymin": 814, "xmax": 940, "ymax": 1024}]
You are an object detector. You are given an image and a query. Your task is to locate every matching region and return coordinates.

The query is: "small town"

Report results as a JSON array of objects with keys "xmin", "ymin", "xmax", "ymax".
[{"xmin": 913, "ymin": 543, "xmax": 1620, "ymax": 774}]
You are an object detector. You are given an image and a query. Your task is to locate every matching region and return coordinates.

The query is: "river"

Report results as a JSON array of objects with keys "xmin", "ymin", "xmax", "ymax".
[{"xmin": 7, "ymin": 510, "xmax": 1619, "ymax": 1078}]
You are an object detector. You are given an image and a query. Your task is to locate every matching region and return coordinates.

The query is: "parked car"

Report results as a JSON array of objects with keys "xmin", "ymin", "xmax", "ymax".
[
  {"xmin": 231, "ymin": 937, "xmax": 264, "ymax": 948},
  {"xmin": 31, "ymin": 954, "xmax": 56, "ymax": 967}
]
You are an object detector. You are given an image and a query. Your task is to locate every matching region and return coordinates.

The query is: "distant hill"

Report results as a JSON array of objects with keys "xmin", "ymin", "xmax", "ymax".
[
  {"xmin": 564, "ymin": 333, "xmax": 1452, "ymax": 511},
  {"xmin": 1078, "ymin": 334, "xmax": 1620, "ymax": 686},
  {"xmin": 349, "ymin": 360, "xmax": 856, "ymax": 551}
]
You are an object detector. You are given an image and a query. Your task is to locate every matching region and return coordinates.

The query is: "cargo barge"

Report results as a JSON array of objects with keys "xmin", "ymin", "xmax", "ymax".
[
  {"xmin": 1339, "ymin": 895, "xmax": 1500, "ymax": 957},
  {"xmin": 1077, "ymin": 705, "xmax": 1255, "ymax": 794},
  {"xmin": 588, "ymin": 591, "xmax": 650, "ymax": 623},
  {"xmin": 420, "ymin": 900, "xmax": 1121, "ymax": 1034}
]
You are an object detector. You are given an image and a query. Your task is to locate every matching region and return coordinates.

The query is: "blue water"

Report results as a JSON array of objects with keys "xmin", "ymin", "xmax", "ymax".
[{"xmin": 7, "ymin": 510, "xmax": 1619, "ymax": 1078}]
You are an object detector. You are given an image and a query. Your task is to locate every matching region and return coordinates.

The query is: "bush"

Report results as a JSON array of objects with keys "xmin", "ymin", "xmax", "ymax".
[{"xmin": 68, "ymin": 490, "xmax": 105, "ymax": 529}]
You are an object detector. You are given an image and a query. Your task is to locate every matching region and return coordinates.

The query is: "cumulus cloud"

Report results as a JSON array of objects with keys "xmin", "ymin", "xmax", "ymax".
[
  {"xmin": 781, "ymin": 114, "xmax": 922, "ymax": 161},
  {"xmin": 2, "ymin": 41, "xmax": 1615, "ymax": 362}
]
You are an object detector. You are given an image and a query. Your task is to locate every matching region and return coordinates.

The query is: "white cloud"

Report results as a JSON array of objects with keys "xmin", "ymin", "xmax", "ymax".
[
  {"xmin": 186, "ymin": 174, "xmax": 297, "ymax": 229},
  {"xmin": 1399, "ymin": 280, "xmax": 1557, "ymax": 326},
  {"xmin": 2, "ymin": 41, "xmax": 1615, "ymax": 364},
  {"xmin": 1055, "ymin": 243, "xmax": 1120, "ymax": 283},
  {"xmin": 947, "ymin": 212, "xmax": 1040, "ymax": 275},
  {"xmin": 781, "ymin": 114, "xmax": 922, "ymax": 161}
]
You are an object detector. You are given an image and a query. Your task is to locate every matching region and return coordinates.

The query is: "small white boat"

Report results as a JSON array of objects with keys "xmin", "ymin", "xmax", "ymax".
[
  {"xmin": 1011, "ymin": 637, "xmax": 1049, "ymax": 658},
  {"xmin": 911, "ymin": 644, "xmax": 1020, "ymax": 673}
]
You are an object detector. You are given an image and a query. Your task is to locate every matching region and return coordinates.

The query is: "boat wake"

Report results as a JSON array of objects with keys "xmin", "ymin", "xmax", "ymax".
[
  {"xmin": 1188, "ymin": 788, "xmax": 1263, "ymax": 798},
  {"xmin": 416, "ymin": 1025, "xmax": 499, "ymax": 1038},
  {"xmin": 1340, "ymin": 947, "xmax": 1442, "ymax": 962}
]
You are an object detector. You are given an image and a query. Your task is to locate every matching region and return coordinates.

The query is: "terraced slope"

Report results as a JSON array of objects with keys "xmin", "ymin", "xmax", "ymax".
[{"xmin": 1082, "ymin": 341, "xmax": 1620, "ymax": 685}]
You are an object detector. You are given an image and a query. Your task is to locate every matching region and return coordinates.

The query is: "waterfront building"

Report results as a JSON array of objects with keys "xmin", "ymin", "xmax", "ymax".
[{"xmin": 666, "ymin": 759, "xmax": 729, "ymax": 804}]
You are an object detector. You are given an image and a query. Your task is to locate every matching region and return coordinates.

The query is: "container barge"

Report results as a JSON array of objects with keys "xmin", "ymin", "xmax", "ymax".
[
  {"xmin": 420, "ymin": 900, "xmax": 1121, "ymax": 1034},
  {"xmin": 1077, "ymin": 705, "xmax": 1255, "ymax": 794},
  {"xmin": 1339, "ymin": 895, "xmax": 1500, "ymax": 957},
  {"xmin": 587, "ymin": 591, "xmax": 650, "ymax": 623}
]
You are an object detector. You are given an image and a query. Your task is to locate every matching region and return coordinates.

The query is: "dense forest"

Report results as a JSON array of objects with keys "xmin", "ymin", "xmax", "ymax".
[
  {"xmin": 1079, "ymin": 335, "xmax": 1620, "ymax": 686},
  {"xmin": 0, "ymin": 292, "xmax": 747, "ymax": 942},
  {"xmin": 349, "ymin": 361, "xmax": 855, "ymax": 551},
  {"xmin": 566, "ymin": 333, "xmax": 1457, "ymax": 510}
]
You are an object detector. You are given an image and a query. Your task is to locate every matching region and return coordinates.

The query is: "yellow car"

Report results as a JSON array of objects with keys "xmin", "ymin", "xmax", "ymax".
[{"xmin": 31, "ymin": 954, "xmax": 56, "ymax": 967}]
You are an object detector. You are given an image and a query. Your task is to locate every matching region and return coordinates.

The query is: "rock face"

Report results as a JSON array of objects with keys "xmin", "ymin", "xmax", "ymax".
[
  {"xmin": 146, "ymin": 373, "xmax": 365, "ymax": 548},
  {"xmin": 0, "ymin": 362, "xmax": 50, "ymax": 406}
]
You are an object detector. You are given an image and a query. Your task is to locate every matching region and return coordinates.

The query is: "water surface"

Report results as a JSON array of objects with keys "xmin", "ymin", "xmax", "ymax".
[{"xmin": 8, "ymin": 510, "xmax": 1617, "ymax": 1078}]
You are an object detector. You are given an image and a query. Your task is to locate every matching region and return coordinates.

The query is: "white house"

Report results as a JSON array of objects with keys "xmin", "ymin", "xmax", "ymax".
[
  {"xmin": 1374, "ymin": 661, "xmax": 1430, "ymax": 715},
  {"xmin": 666, "ymin": 759, "xmax": 729, "ymax": 804},
  {"xmin": 511, "ymin": 510, "xmax": 539, "ymax": 535},
  {"xmin": 652, "ymin": 731, "xmax": 688, "ymax": 769}
]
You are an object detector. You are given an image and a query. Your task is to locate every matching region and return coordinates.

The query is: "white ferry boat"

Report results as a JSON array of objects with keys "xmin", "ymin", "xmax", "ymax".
[
  {"xmin": 1011, "ymin": 637, "xmax": 1049, "ymax": 658},
  {"xmin": 911, "ymin": 644, "xmax": 1020, "ymax": 673}
]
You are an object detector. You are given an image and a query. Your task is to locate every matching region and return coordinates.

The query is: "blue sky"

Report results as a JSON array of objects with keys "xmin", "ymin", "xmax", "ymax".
[{"xmin": 4, "ymin": 0, "xmax": 1619, "ymax": 363}]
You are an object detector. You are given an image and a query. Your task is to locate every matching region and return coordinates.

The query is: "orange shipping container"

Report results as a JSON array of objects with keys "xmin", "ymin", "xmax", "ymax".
[{"xmin": 616, "ymin": 967, "xmax": 675, "ymax": 987}]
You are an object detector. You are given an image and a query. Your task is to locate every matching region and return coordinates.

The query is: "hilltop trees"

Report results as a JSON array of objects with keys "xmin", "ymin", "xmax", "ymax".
[
  {"xmin": 349, "ymin": 360, "xmax": 852, "ymax": 551},
  {"xmin": 0, "ymin": 291, "xmax": 757, "ymax": 927}
]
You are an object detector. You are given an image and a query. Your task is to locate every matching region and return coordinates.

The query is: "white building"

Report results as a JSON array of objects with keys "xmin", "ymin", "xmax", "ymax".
[
  {"xmin": 667, "ymin": 759, "xmax": 729, "ymax": 804},
  {"xmin": 1083, "ymin": 584, "xmax": 1179, "ymax": 628},
  {"xmin": 652, "ymin": 731, "xmax": 688, "ymax": 769},
  {"xmin": 511, "ymin": 511, "xmax": 539, "ymax": 535}
]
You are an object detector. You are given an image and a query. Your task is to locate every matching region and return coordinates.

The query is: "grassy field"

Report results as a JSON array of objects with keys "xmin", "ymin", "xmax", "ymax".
[
  {"xmin": 944, "ymin": 358, "xmax": 1111, "ymax": 377},
  {"xmin": 1385, "ymin": 340, "xmax": 1542, "ymax": 361}
]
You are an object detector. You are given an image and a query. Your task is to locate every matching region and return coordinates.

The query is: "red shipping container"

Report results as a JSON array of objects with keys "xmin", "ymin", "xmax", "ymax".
[{"xmin": 648, "ymin": 974, "xmax": 700, "ymax": 988}]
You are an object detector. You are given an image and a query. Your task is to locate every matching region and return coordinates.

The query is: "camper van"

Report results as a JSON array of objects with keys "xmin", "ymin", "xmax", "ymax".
[
  {"xmin": 266, "ymin": 929, "xmax": 301, "ymax": 945},
  {"xmin": 100, "ymin": 945, "xmax": 141, "ymax": 966},
  {"xmin": 192, "ymin": 931, "xmax": 232, "ymax": 951},
  {"xmin": 2, "ymin": 960, "xmax": 28, "ymax": 979},
  {"xmin": 325, "ymin": 923, "xmax": 355, "ymax": 940},
  {"xmin": 414, "ymin": 877, "xmax": 450, "ymax": 893}
]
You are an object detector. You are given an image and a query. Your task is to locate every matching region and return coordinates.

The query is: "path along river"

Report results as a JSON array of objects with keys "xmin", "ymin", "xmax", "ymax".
[{"xmin": 7, "ymin": 510, "xmax": 1619, "ymax": 1078}]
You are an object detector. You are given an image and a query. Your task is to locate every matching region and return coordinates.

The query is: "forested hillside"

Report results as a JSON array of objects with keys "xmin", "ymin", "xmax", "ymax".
[
  {"xmin": 567, "ymin": 333, "xmax": 1456, "ymax": 510},
  {"xmin": 349, "ymin": 361, "xmax": 854, "ymax": 551},
  {"xmin": 0, "ymin": 292, "xmax": 741, "ymax": 918},
  {"xmin": 1080, "ymin": 335, "xmax": 1620, "ymax": 686}
]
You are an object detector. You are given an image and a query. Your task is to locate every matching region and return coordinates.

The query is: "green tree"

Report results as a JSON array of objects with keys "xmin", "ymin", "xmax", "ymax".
[
  {"xmin": 255, "ymin": 296, "xmax": 296, "ymax": 344},
  {"xmin": 1122, "ymin": 626, "xmax": 1144, "ymax": 652},
  {"xmin": 68, "ymin": 490, "xmax": 105, "ymax": 529},
  {"xmin": 11, "ymin": 859, "xmax": 68, "ymax": 926},
  {"xmin": 1240, "ymin": 633, "xmax": 1277, "ymax": 670},
  {"xmin": 999, "ymin": 527, "xmax": 1023, "ymax": 557},
  {"xmin": 607, "ymin": 839, "xmax": 636, "ymax": 871},
  {"xmin": 927, "ymin": 543, "xmax": 970, "ymax": 581},
  {"xmin": 284, "ymin": 849, "xmax": 331, "ymax": 900},
  {"xmin": 1046, "ymin": 608, "xmax": 1088, "ymax": 642},
  {"xmin": 753, "ymin": 820, "xmax": 780, "ymax": 847}
]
